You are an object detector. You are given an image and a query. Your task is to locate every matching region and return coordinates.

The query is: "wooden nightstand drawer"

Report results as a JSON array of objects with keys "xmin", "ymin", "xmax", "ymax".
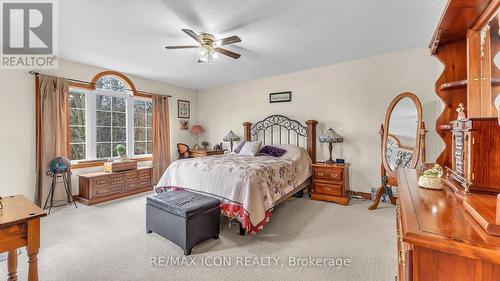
[
  {"xmin": 314, "ymin": 168, "xmax": 342, "ymax": 181},
  {"xmin": 311, "ymin": 163, "xmax": 350, "ymax": 205},
  {"xmin": 314, "ymin": 182, "xmax": 342, "ymax": 196}
]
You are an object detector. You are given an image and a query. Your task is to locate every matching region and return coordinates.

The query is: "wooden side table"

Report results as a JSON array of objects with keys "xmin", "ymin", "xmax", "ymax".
[
  {"xmin": 0, "ymin": 195, "xmax": 46, "ymax": 281},
  {"xmin": 310, "ymin": 163, "xmax": 350, "ymax": 205},
  {"xmin": 189, "ymin": 149, "xmax": 225, "ymax": 158}
]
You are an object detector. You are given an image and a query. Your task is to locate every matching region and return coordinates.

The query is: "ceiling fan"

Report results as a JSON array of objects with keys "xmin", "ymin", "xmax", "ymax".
[{"xmin": 165, "ymin": 29, "xmax": 241, "ymax": 64}]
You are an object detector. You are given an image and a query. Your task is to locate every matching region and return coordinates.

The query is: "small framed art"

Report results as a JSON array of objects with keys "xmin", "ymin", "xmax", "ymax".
[
  {"xmin": 269, "ymin": 91, "xmax": 292, "ymax": 103},
  {"xmin": 178, "ymin": 100, "xmax": 190, "ymax": 118},
  {"xmin": 179, "ymin": 120, "xmax": 189, "ymax": 130}
]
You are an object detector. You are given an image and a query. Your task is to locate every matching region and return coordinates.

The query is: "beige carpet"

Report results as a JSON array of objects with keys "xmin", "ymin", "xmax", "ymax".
[{"xmin": 1, "ymin": 193, "xmax": 396, "ymax": 281}]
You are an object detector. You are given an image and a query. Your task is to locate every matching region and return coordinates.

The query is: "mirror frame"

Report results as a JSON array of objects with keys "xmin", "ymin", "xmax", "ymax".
[{"xmin": 381, "ymin": 92, "xmax": 423, "ymax": 179}]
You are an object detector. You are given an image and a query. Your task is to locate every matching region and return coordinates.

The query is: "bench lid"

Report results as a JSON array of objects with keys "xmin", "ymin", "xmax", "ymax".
[{"xmin": 147, "ymin": 190, "xmax": 219, "ymax": 218}]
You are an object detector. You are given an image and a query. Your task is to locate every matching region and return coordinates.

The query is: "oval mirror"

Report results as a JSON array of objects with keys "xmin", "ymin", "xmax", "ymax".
[{"xmin": 382, "ymin": 92, "xmax": 423, "ymax": 179}]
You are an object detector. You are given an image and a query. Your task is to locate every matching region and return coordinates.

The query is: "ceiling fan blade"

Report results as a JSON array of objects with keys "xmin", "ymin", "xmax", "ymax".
[
  {"xmin": 165, "ymin": 45, "xmax": 199, "ymax": 49},
  {"xmin": 182, "ymin": 29, "xmax": 203, "ymax": 44},
  {"xmin": 216, "ymin": 35, "xmax": 241, "ymax": 46},
  {"xmin": 215, "ymin": 47, "xmax": 241, "ymax": 59}
]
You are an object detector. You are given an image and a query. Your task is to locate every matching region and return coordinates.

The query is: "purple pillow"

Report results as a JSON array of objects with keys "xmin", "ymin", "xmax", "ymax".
[
  {"xmin": 233, "ymin": 141, "xmax": 246, "ymax": 153},
  {"xmin": 258, "ymin": 145, "xmax": 287, "ymax": 157}
]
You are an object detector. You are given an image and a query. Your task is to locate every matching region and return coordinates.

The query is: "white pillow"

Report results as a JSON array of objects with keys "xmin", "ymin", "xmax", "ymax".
[{"xmin": 238, "ymin": 141, "xmax": 262, "ymax": 156}]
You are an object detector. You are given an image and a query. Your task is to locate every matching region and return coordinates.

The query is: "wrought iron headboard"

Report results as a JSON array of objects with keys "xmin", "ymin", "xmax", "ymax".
[{"xmin": 243, "ymin": 115, "xmax": 318, "ymax": 163}]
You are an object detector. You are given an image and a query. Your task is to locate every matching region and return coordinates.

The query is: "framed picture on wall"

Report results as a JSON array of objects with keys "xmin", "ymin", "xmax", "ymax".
[
  {"xmin": 269, "ymin": 91, "xmax": 292, "ymax": 103},
  {"xmin": 178, "ymin": 100, "xmax": 190, "ymax": 118},
  {"xmin": 179, "ymin": 120, "xmax": 189, "ymax": 130}
]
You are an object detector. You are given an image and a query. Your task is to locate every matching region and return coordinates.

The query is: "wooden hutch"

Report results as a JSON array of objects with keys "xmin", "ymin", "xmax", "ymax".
[{"xmin": 396, "ymin": 1, "xmax": 500, "ymax": 280}]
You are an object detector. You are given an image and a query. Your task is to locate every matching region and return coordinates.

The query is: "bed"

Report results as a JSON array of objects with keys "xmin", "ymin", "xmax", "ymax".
[{"xmin": 156, "ymin": 115, "xmax": 318, "ymax": 234}]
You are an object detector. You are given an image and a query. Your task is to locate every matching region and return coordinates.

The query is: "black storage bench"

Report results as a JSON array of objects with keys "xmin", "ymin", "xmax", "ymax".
[{"xmin": 146, "ymin": 190, "xmax": 220, "ymax": 255}]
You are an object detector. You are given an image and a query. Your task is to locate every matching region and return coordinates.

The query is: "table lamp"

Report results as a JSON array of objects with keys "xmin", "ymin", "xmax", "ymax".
[
  {"xmin": 190, "ymin": 125, "xmax": 204, "ymax": 150},
  {"xmin": 223, "ymin": 131, "xmax": 240, "ymax": 152},
  {"xmin": 319, "ymin": 128, "xmax": 344, "ymax": 164}
]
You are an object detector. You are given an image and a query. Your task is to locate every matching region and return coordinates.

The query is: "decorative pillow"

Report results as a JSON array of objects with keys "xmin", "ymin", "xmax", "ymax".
[
  {"xmin": 258, "ymin": 145, "xmax": 287, "ymax": 157},
  {"xmin": 238, "ymin": 141, "xmax": 262, "ymax": 156},
  {"xmin": 233, "ymin": 141, "xmax": 246, "ymax": 153}
]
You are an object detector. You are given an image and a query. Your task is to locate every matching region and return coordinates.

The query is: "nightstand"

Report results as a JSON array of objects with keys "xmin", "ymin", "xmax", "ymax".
[
  {"xmin": 311, "ymin": 163, "xmax": 350, "ymax": 205},
  {"xmin": 189, "ymin": 149, "xmax": 224, "ymax": 158}
]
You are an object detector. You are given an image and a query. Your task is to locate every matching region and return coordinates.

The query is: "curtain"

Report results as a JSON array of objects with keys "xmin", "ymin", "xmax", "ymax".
[
  {"xmin": 35, "ymin": 75, "xmax": 69, "ymax": 206},
  {"xmin": 152, "ymin": 95, "xmax": 171, "ymax": 185}
]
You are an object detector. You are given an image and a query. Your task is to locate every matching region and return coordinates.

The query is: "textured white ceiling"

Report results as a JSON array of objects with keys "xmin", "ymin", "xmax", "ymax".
[{"xmin": 59, "ymin": 0, "xmax": 447, "ymax": 89}]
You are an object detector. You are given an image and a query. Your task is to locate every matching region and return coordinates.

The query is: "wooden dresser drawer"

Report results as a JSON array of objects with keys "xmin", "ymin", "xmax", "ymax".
[
  {"xmin": 110, "ymin": 174, "xmax": 125, "ymax": 184},
  {"xmin": 314, "ymin": 182, "xmax": 342, "ymax": 196},
  {"xmin": 126, "ymin": 171, "xmax": 139, "ymax": 181},
  {"xmin": 79, "ymin": 167, "xmax": 153, "ymax": 205},
  {"xmin": 93, "ymin": 176, "xmax": 109, "ymax": 186},
  {"xmin": 94, "ymin": 185, "xmax": 123, "ymax": 197},
  {"xmin": 314, "ymin": 168, "xmax": 342, "ymax": 181},
  {"xmin": 138, "ymin": 169, "xmax": 151, "ymax": 179},
  {"xmin": 127, "ymin": 179, "xmax": 151, "ymax": 190}
]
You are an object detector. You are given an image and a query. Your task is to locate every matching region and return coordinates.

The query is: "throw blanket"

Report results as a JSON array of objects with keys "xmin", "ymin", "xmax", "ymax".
[{"xmin": 157, "ymin": 153, "xmax": 309, "ymax": 234}]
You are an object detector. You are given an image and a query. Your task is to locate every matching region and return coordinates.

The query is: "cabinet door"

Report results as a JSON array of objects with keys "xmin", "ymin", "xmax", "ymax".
[{"xmin": 467, "ymin": 12, "xmax": 500, "ymax": 118}]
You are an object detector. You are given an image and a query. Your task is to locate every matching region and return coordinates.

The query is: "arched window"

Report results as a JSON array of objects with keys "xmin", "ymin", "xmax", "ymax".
[
  {"xmin": 91, "ymin": 71, "xmax": 137, "ymax": 94},
  {"xmin": 95, "ymin": 76, "xmax": 129, "ymax": 93},
  {"xmin": 68, "ymin": 71, "xmax": 152, "ymax": 162}
]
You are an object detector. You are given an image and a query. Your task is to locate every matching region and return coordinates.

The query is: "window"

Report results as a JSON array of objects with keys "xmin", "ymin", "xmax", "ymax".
[
  {"xmin": 69, "ymin": 90, "xmax": 86, "ymax": 160},
  {"xmin": 67, "ymin": 73, "xmax": 153, "ymax": 161},
  {"xmin": 96, "ymin": 94, "xmax": 127, "ymax": 158},
  {"xmin": 134, "ymin": 100, "xmax": 153, "ymax": 155}
]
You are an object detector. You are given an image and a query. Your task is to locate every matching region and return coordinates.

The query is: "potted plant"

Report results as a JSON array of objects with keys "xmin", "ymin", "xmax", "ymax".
[
  {"xmin": 201, "ymin": 141, "xmax": 209, "ymax": 150},
  {"xmin": 115, "ymin": 144, "xmax": 127, "ymax": 161}
]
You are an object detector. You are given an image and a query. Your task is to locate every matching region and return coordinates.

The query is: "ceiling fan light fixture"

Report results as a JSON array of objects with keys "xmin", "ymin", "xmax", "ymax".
[
  {"xmin": 198, "ymin": 46, "xmax": 208, "ymax": 57},
  {"xmin": 166, "ymin": 29, "xmax": 241, "ymax": 64}
]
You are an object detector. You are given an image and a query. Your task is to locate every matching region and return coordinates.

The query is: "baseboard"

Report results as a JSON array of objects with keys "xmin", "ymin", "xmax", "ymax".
[
  {"xmin": 72, "ymin": 195, "xmax": 79, "ymax": 201},
  {"xmin": 348, "ymin": 191, "xmax": 372, "ymax": 200}
]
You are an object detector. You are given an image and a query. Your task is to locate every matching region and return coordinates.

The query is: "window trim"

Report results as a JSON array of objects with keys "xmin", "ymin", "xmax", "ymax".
[{"xmin": 67, "ymin": 72, "xmax": 153, "ymax": 168}]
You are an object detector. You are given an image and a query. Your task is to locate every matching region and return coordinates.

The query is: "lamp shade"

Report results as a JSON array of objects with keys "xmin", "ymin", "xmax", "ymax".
[
  {"xmin": 319, "ymin": 128, "xmax": 343, "ymax": 143},
  {"xmin": 223, "ymin": 130, "xmax": 240, "ymax": 142},
  {"xmin": 190, "ymin": 125, "xmax": 204, "ymax": 134}
]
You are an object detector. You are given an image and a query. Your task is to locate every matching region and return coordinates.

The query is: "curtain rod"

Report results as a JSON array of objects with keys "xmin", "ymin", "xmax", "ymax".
[{"xmin": 28, "ymin": 71, "xmax": 172, "ymax": 98}]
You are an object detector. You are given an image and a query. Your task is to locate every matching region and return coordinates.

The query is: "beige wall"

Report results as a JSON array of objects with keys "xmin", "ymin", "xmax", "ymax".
[
  {"xmin": 0, "ymin": 59, "xmax": 198, "ymax": 200},
  {"xmin": 198, "ymin": 48, "xmax": 444, "ymax": 193}
]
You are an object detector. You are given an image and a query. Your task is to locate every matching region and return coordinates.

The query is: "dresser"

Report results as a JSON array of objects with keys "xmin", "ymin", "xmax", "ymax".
[
  {"xmin": 78, "ymin": 167, "xmax": 153, "ymax": 205},
  {"xmin": 396, "ymin": 168, "xmax": 500, "ymax": 281},
  {"xmin": 189, "ymin": 149, "xmax": 224, "ymax": 158},
  {"xmin": 310, "ymin": 163, "xmax": 350, "ymax": 205}
]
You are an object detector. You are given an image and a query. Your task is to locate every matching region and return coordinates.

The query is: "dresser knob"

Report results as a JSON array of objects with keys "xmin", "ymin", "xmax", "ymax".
[{"xmin": 318, "ymin": 172, "xmax": 324, "ymax": 176}]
